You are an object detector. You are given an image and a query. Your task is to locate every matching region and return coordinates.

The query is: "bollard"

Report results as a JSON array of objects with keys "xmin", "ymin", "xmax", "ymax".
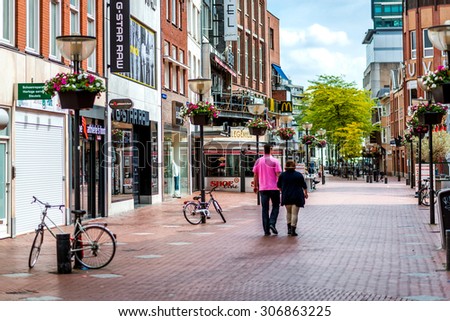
[
  {"xmin": 366, "ymin": 176, "xmax": 369, "ymax": 183},
  {"xmin": 384, "ymin": 177, "xmax": 388, "ymax": 184},
  {"xmin": 56, "ymin": 233, "xmax": 72, "ymax": 274},
  {"xmin": 398, "ymin": 175, "xmax": 401, "ymax": 182}
]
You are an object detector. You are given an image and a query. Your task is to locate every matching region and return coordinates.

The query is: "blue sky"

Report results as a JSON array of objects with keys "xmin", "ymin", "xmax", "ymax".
[{"xmin": 266, "ymin": 0, "xmax": 373, "ymax": 89}]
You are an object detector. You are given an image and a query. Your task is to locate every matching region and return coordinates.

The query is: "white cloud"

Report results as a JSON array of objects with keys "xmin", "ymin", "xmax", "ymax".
[
  {"xmin": 280, "ymin": 24, "xmax": 350, "ymax": 48},
  {"xmin": 281, "ymin": 47, "xmax": 365, "ymax": 87}
]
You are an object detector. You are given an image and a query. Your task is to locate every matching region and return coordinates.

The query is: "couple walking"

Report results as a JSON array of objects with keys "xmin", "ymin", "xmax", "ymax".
[{"xmin": 253, "ymin": 144, "xmax": 308, "ymax": 236}]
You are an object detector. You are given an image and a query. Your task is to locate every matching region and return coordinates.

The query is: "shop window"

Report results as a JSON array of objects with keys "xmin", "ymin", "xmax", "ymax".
[{"xmin": 111, "ymin": 124, "xmax": 134, "ymax": 201}]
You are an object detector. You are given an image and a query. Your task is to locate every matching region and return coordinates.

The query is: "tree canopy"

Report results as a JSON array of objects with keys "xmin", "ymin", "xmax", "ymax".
[{"xmin": 296, "ymin": 75, "xmax": 377, "ymax": 159}]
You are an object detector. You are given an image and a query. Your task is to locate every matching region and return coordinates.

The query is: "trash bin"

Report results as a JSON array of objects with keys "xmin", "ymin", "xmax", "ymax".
[{"xmin": 437, "ymin": 188, "xmax": 450, "ymax": 249}]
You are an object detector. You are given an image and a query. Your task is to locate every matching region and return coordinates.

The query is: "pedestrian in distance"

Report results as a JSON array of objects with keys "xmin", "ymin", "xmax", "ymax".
[
  {"xmin": 253, "ymin": 144, "xmax": 282, "ymax": 236},
  {"xmin": 277, "ymin": 160, "xmax": 308, "ymax": 236}
]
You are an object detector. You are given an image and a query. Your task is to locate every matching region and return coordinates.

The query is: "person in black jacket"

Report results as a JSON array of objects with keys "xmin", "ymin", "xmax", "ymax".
[{"xmin": 277, "ymin": 160, "xmax": 308, "ymax": 236}]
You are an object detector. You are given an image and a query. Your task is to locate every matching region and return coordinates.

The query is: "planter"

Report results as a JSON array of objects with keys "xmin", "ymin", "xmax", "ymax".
[
  {"xmin": 431, "ymin": 83, "xmax": 450, "ymax": 103},
  {"xmin": 418, "ymin": 112, "xmax": 444, "ymax": 125},
  {"xmin": 248, "ymin": 127, "xmax": 267, "ymax": 136},
  {"xmin": 58, "ymin": 90, "xmax": 97, "ymax": 110},
  {"xmin": 190, "ymin": 113, "xmax": 210, "ymax": 126},
  {"xmin": 280, "ymin": 135, "xmax": 293, "ymax": 141}
]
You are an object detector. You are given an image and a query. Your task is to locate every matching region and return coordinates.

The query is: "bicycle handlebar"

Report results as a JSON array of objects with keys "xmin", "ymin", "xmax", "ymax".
[{"xmin": 32, "ymin": 196, "xmax": 65, "ymax": 212}]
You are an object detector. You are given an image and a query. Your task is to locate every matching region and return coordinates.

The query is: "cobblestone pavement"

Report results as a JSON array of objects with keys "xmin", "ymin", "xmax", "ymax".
[{"xmin": 0, "ymin": 176, "xmax": 449, "ymax": 301}]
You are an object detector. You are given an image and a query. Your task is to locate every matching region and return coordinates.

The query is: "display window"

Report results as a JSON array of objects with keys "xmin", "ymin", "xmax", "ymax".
[{"xmin": 111, "ymin": 121, "xmax": 134, "ymax": 202}]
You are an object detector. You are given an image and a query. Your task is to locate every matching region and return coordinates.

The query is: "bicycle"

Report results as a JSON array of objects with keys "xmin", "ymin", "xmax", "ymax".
[
  {"xmin": 419, "ymin": 178, "xmax": 437, "ymax": 206},
  {"xmin": 28, "ymin": 196, "xmax": 116, "ymax": 269},
  {"xmin": 183, "ymin": 186, "xmax": 226, "ymax": 225}
]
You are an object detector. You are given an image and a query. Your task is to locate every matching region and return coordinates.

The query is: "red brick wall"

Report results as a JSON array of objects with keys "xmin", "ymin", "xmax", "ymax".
[{"xmin": 15, "ymin": 0, "xmax": 104, "ymax": 76}]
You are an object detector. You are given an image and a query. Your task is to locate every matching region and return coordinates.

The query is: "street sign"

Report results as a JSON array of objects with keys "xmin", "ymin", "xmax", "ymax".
[{"xmin": 109, "ymin": 98, "xmax": 133, "ymax": 110}]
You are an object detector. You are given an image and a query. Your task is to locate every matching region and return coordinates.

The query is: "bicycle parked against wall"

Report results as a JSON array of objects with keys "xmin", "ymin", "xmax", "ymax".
[
  {"xmin": 183, "ymin": 186, "xmax": 226, "ymax": 225},
  {"xmin": 28, "ymin": 196, "xmax": 117, "ymax": 269},
  {"xmin": 419, "ymin": 178, "xmax": 438, "ymax": 206}
]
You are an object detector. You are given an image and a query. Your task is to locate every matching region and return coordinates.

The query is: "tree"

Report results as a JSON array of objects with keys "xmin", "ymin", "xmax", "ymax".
[{"xmin": 297, "ymin": 75, "xmax": 377, "ymax": 158}]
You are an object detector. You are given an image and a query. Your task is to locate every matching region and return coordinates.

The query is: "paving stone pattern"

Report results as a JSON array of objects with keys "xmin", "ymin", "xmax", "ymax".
[{"xmin": 0, "ymin": 176, "xmax": 449, "ymax": 301}]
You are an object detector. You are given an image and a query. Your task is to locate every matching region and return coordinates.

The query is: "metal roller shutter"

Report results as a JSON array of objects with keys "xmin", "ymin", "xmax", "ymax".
[{"xmin": 15, "ymin": 112, "xmax": 65, "ymax": 235}]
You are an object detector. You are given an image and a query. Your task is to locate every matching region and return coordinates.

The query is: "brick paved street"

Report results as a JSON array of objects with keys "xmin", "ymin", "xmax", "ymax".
[{"xmin": 0, "ymin": 175, "xmax": 449, "ymax": 301}]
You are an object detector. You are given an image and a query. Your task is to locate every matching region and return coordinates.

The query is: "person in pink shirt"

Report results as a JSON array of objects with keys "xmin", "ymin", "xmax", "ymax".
[{"xmin": 253, "ymin": 144, "xmax": 282, "ymax": 236}]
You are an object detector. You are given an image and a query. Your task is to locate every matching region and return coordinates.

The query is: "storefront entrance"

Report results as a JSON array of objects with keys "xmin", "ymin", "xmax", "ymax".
[
  {"xmin": 80, "ymin": 119, "xmax": 106, "ymax": 218},
  {"xmin": 0, "ymin": 142, "xmax": 7, "ymax": 237}
]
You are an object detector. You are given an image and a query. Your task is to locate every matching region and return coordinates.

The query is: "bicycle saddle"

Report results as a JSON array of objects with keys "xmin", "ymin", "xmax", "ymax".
[{"xmin": 72, "ymin": 210, "xmax": 87, "ymax": 216}]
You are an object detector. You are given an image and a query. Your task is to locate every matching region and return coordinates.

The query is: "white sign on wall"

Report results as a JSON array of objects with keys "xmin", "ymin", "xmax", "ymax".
[{"xmin": 224, "ymin": 0, "xmax": 237, "ymax": 41}]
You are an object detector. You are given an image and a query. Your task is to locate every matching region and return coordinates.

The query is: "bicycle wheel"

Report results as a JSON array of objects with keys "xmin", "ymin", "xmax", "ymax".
[
  {"xmin": 183, "ymin": 201, "xmax": 203, "ymax": 225},
  {"xmin": 73, "ymin": 225, "xmax": 116, "ymax": 269},
  {"xmin": 28, "ymin": 228, "xmax": 44, "ymax": 268},
  {"xmin": 213, "ymin": 200, "xmax": 226, "ymax": 223}
]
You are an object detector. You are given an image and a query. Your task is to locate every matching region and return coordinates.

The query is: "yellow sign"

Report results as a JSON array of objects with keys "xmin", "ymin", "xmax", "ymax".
[{"xmin": 280, "ymin": 101, "xmax": 292, "ymax": 113}]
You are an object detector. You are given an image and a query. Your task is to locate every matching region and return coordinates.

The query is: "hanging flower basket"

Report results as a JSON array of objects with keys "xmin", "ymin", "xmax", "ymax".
[
  {"xmin": 44, "ymin": 72, "xmax": 106, "ymax": 110},
  {"xmin": 190, "ymin": 113, "xmax": 210, "ymax": 126},
  {"xmin": 301, "ymin": 134, "xmax": 316, "ymax": 145},
  {"xmin": 431, "ymin": 83, "xmax": 450, "ymax": 104},
  {"xmin": 58, "ymin": 90, "xmax": 97, "ymax": 110},
  {"xmin": 248, "ymin": 127, "xmax": 267, "ymax": 136},
  {"xmin": 316, "ymin": 139, "xmax": 327, "ymax": 148},
  {"xmin": 275, "ymin": 127, "xmax": 296, "ymax": 141},
  {"xmin": 418, "ymin": 112, "xmax": 444, "ymax": 125}
]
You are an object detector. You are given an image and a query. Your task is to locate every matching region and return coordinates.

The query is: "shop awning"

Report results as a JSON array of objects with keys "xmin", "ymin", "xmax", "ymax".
[{"xmin": 271, "ymin": 63, "xmax": 289, "ymax": 80}]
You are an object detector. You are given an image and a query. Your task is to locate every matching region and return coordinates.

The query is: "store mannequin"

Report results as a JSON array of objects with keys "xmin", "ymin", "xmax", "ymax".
[{"xmin": 172, "ymin": 160, "xmax": 180, "ymax": 198}]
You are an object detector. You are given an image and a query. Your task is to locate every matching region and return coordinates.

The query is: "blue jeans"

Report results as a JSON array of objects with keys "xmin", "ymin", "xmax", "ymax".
[{"xmin": 259, "ymin": 190, "xmax": 280, "ymax": 233}]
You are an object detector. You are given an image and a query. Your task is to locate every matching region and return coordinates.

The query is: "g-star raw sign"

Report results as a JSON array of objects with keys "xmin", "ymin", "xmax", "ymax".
[{"xmin": 110, "ymin": 0, "xmax": 130, "ymax": 72}]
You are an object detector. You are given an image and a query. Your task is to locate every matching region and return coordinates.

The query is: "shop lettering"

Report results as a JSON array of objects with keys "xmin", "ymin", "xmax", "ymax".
[
  {"xmin": 110, "ymin": 0, "xmax": 130, "ymax": 72},
  {"xmin": 112, "ymin": 109, "xmax": 150, "ymax": 126},
  {"xmin": 210, "ymin": 180, "xmax": 239, "ymax": 189},
  {"xmin": 79, "ymin": 124, "xmax": 106, "ymax": 135}
]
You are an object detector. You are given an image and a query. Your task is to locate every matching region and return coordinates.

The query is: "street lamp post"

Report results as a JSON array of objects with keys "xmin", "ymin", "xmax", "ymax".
[
  {"xmin": 280, "ymin": 114, "xmax": 294, "ymax": 163},
  {"xmin": 56, "ymin": 35, "xmax": 96, "ymax": 268},
  {"xmin": 424, "ymin": 21, "xmax": 450, "ymax": 225},
  {"xmin": 248, "ymin": 103, "xmax": 266, "ymax": 205},
  {"xmin": 188, "ymin": 78, "xmax": 212, "ymax": 203},
  {"xmin": 56, "ymin": 36, "xmax": 96, "ymax": 211},
  {"xmin": 317, "ymin": 128, "xmax": 326, "ymax": 184},
  {"xmin": 302, "ymin": 122, "xmax": 313, "ymax": 172}
]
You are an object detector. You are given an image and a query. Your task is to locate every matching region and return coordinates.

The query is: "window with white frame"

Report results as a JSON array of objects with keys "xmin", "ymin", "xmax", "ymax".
[
  {"xmin": 164, "ymin": 41, "xmax": 170, "ymax": 56},
  {"xmin": 252, "ymin": 40, "xmax": 255, "ymax": 80},
  {"xmin": 87, "ymin": 0, "xmax": 96, "ymax": 71},
  {"xmin": 423, "ymin": 29, "xmax": 433, "ymax": 58},
  {"xmin": 164, "ymin": 62, "xmax": 170, "ymax": 89},
  {"xmin": 166, "ymin": 0, "xmax": 169, "ymax": 20},
  {"xmin": 49, "ymin": 0, "xmax": 61, "ymax": 58},
  {"xmin": 245, "ymin": 36, "xmax": 248, "ymax": 77},
  {"xmin": 259, "ymin": 45, "xmax": 263, "ymax": 82},
  {"xmin": 187, "ymin": 0, "xmax": 191, "ymax": 34},
  {"xmin": 410, "ymin": 30, "xmax": 416, "ymax": 60},
  {"xmin": 179, "ymin": 49, "xmax": 184, "ymax": 64},
  {"xmin": 1, "ymin": 0, "xmax": 14, "ymax": 44},
  {"xmin": 172, "ymin": 45, "xmax": 177, "ymax": 60},
  {"xmin": 237, "ymin": 35, "xmax": 241, "ymax": 74},
  {"xmin": 172, "ymin": 66, "xmax": 178, "ymax": 92},
  {"xmin": 171, "ymin": 0, "xmax": 177, "ymax": 24},
  {"xmin": 180, "ymin": 68, "xmax": 185, "ymax": 94},
  {"xmin": 70, "ymin": 0, "xmax": 80, "ymax": 34},
  {"xmin": 26, "ymin": 0, "xmax": 39, "ymax": 52},
  {"xmin": 258, "ymin": 3, "xmax": 262, "ymax": 25}
]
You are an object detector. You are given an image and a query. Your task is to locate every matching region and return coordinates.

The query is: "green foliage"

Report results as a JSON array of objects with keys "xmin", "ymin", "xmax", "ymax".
[{"xmin": 296, "ymin": 75, "xmax": 377, "ymax": 159}]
